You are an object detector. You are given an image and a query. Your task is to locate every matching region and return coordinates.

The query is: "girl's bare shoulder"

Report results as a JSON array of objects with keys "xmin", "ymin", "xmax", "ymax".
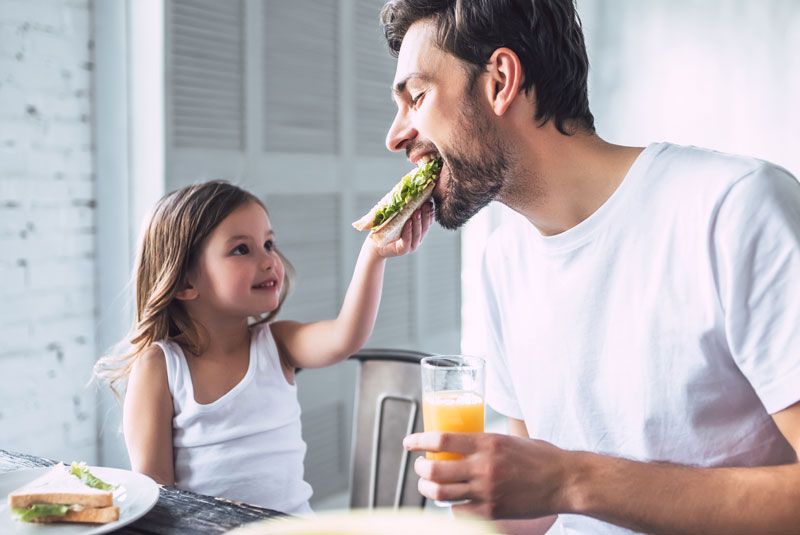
[{"xmin": 130, "ymin": 344, "xmax": 168, "ymax": 384}]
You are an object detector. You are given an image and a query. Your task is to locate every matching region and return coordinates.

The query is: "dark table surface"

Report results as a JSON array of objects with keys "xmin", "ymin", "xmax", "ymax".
[{"xmin": 0, "ymin": 449, "xmax": 285, "ymax": 534}]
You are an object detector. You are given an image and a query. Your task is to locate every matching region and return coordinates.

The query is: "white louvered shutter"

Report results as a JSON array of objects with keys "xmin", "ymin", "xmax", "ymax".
[
  {"xmin": 419, "ymin": 225, "xmax": 461, "ymax": 343},
  {"xmin": 354, "ymin": 0, "xmax": 397, "ymax": 156},
  {"xmin": 171, "ymin": 0, "xmax": 245, "ymax": 150},
  {"xmin": 263, "ymin": 0, "xmax": 339, "ymax": 153},
  {"xmin": 265, "ymin": 193, "xmax": 341, "ymax": 323}
]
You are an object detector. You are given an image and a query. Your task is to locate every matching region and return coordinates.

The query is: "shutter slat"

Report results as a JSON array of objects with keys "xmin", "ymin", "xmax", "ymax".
[
  {"xmin": 173, "ymin": 2, "xmax": 240, "ymax": 25},
  {"xmin": 172, "ymin": 54, "xmax": 242, "ymax": 74}
]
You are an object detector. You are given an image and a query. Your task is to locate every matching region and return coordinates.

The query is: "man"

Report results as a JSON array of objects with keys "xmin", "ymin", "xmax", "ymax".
[{"xmin": 382, "ymin": 1, "xmax": 800, "ymax": 534}]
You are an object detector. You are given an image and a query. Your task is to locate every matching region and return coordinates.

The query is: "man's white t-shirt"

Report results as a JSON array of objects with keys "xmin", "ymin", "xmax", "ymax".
[{"xmin": 482, "ymin": 143, "xmax": 800, "ymax": 535}]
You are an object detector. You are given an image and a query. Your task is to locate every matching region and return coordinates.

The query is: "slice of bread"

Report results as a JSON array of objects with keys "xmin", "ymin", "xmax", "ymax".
[
  {"xmin": 369, "ymin": 183, "xmax": 434, "ymax": 246},
  {"xmin": 28, "ymin": 505, "xmax": 120, "ymax": 524},
  {"xmin": 8, "ymin": 463, "xmax": 114, "ymax": 509}
]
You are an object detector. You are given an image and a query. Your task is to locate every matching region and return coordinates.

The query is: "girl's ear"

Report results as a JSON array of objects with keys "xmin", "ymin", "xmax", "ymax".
[
  {"xmin": 175, "ymin": 283, "xmax": 198, "ymax": 301},
  {"xmin": 482, "ymin": 47, "xmax": 523, "ymax": 117}
]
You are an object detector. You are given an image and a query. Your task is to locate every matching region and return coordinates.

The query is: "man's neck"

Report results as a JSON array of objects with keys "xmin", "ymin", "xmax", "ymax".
[{"xmin": 500, "ymin": 125, "xmax": 644, "ymax": 236}]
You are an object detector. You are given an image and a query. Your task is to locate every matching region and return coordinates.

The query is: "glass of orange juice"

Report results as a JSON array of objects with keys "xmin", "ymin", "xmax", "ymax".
[{"xmin": 420, "ymin": 355, "xmax": 485, "ymax": 506}]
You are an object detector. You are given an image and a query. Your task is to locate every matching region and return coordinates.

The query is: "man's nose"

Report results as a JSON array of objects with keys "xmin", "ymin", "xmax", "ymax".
[{"xmin": 385, "ymin": 109, "xmax": 417, "ymax": 153}]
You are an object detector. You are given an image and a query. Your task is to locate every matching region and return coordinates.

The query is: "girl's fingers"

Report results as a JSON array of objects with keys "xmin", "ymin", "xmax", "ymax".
[
  {"xmin": 397, "ymin": 217, "xmax": 413, "ymax": 255},
  {"xmin": 375, "ymin": 203, "xmax": 434, "ymax": 257},
  {"xmin": 411, "ymin": 209, "xmax": 423, "ymax": 250},
  {"xmin": 421, "ymin": 202, "xmax": 433, "ymax": 235}
]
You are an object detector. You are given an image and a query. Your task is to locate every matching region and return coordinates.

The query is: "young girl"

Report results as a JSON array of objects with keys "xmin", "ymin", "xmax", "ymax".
[{"xmin": 94, "ymin": 180, "xmax": 432, "ymax": 515}]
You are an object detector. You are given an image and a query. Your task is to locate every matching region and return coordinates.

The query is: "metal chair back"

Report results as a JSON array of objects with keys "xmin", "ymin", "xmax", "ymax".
[{"xmin": 348, "ymin": 349, "xmax": 431, "ymax": 510}]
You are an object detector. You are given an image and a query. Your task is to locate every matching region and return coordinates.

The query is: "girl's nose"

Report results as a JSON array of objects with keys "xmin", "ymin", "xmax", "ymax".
[
  {"xmin": 259, "ymin": 251, "xmax": 274, "ymax": 271},
  {"xmin": 385, "ymin": 109, "xmax": 417, "ymax": 153}
]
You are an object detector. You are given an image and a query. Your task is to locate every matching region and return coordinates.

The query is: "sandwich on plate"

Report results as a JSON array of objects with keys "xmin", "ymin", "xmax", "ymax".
[
  {"xmin": 352, "ymin": 155, "xmax": 442, "ymax": 245},
  {"xmin": 8, "ymin": 462, "xmax": 120, "ymax": 524}
]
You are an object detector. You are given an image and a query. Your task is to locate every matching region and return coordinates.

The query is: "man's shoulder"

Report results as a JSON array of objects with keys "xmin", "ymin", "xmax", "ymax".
[
  {"xmin": 641, "ymin": 143, "xmax": 797, "ymax": 216},
  {"xmin": 651, "ymin": 142, "xmax": 791, "ymax": 185}
]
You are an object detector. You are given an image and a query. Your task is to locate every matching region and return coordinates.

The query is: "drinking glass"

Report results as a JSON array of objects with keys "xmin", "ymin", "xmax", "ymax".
[{"xmin": 420, "ymin": 355, "xmax": 485, "ymax": 506}]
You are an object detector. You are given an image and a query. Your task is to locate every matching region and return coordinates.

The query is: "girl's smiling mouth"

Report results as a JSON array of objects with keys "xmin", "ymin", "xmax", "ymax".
[{"xmin": 252, "ymin": 279, "xmax": 278, "ymax": 290}]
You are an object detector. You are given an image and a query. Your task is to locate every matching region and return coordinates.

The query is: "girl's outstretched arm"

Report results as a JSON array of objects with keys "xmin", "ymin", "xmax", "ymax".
[
  {"xmin": 123, "ymin": 345, "xmax": 175, "ymax": 485},
  {"xmin": 271, "ymin": 202, "xmax": 433, "ymax": 369}
]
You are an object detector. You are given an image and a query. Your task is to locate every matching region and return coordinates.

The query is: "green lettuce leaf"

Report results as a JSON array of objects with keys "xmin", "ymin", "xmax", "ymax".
[
  {"xmin": 12, "ymin": 504, "xmax": 70, "ymax": 522},
  {"xmin": 70, "ymin": 461, "xmax": 118, "ymax": 490},
  {"xmin": 373, "ymin": 157, "xmax": 442, "ymax": 227}
]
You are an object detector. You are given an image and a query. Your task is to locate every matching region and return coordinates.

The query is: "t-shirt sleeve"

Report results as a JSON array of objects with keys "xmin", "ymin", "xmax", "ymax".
[
  {"xmin": 481, "ymin": 239, "xmax": 524, "ymax": 420},
  {"xmin": 714, "ymin": 163, "xmax": 800, "ymax": 414}
]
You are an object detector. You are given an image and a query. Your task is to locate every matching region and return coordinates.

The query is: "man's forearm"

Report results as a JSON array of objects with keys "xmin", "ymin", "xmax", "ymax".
[{"xmin": 564, "ymin": 451, "xmax": 800, "ymax": 535}]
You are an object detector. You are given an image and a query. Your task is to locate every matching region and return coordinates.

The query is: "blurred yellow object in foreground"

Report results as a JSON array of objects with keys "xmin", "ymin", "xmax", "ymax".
[{"xmin": 227, "ymin": 508, "xmax": 499, "ymax": 535}]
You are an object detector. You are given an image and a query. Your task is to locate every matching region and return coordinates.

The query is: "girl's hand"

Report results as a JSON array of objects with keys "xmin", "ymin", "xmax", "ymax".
[{"xmin": 372, "ymin": 200, "xmax": 434, "ymax": 258}]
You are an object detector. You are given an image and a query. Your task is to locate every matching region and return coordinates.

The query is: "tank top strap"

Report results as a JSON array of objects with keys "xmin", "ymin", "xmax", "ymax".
[
  {"xmin": 154, "ymin": 339, "xmax": 191, "ymax": 407},
  {"xmin": 250, "ymin": 322, "xmax": 289, "ymax": 379}
]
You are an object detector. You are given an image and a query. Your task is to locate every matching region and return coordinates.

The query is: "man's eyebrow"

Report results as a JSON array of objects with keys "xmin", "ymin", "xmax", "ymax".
[{"xmin": 392, "ymin": 72, "xmax": 431, "ymax": 99}]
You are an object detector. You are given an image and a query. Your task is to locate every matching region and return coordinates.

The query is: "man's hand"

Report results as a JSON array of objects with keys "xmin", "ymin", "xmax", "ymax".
[
  {"xmin": 371, "ymin": 201, "xmax": 434, "ymax": 258},
  {"xmin": 403, "ymin": 431, "xmax": 571, "ymax": 519},
  {"xmin": 406, "ymin": 425, "xmax": 800, "ymax": 535}
]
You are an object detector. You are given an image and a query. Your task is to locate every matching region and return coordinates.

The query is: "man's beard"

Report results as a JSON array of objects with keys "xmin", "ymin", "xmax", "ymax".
[{"xmin": 433, "ymin": 97, "xmax": 511, "ymax": 230}]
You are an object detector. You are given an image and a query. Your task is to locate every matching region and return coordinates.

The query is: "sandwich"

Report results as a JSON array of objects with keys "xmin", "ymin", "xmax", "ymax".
[
  {"xmin": 8, "ymin": 461, "xmax": 120, "ymax": 524},
  {"xmin": 352, "ymin": 155, "xmax": 442, "ymax": 245}
]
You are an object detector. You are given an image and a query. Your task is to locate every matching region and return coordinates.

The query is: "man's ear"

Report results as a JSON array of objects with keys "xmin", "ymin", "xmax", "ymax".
[
  {"xmin": 482, "ymin": 47, "xmax": 523, "ymax": 117},
  {"xmin": 175, "ymin": 283, "xmax": 198, "ymax": 301}
]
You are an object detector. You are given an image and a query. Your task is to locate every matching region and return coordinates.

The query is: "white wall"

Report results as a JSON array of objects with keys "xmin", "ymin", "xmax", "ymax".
[
  {"xmin": 0, "ymin": 0, "xmax": 97, "ymax": 462},
  {"xmin": 583, "ymin": 0, "xmax": 800, "ymax": 176}
]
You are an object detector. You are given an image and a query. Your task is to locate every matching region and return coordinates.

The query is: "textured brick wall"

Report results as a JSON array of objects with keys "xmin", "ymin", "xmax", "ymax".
[{"xmin": 0, "ymin": 0, "xmax": 97, "ymax": 462}]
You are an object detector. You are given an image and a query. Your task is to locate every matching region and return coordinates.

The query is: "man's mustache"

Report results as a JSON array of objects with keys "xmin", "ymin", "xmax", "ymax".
[{"xmin": 405, "ymin": 140, "xmax": 438, "ymax": 160}]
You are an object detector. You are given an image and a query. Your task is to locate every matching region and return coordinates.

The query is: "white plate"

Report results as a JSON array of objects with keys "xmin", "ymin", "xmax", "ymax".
[{"xmin": 0, "ymin": 466, "xmax": 159, "ymax": 535}]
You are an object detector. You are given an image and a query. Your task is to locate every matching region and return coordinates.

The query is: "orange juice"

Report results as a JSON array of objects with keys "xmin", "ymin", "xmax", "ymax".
[{"xmin": 422, "ymin": 390, "xmax": 484, "ymax": 460}]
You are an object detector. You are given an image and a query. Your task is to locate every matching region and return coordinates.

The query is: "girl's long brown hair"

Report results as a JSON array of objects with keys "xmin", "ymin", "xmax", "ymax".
[{"xmin": 93, "ymin": 180, "xmax": 294, "ymax": 398}]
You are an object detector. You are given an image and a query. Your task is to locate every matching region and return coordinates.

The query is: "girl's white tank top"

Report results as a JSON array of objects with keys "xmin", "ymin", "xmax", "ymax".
[{"xmin": 155, "ymin": 323, "xmax": 313, "ymax": 515}]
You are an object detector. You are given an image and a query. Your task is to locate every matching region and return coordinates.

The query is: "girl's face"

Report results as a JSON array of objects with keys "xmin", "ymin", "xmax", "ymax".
[{"xmin": 186, "ymin": 201, "xmax": 285, "ymax": 320}]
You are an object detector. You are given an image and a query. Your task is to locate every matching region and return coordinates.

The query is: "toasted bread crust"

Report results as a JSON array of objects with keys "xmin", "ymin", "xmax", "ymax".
[
  {"xmin": 28, "ymin": 505, "xmax": 120, "ymax": 524},
  {"xmin": 9, "ymin": 490, "xmax": 114, "ymax": 509},
  {"xmin": 369, "ymin": 183, "xmax": 434, "ymax": 246}
]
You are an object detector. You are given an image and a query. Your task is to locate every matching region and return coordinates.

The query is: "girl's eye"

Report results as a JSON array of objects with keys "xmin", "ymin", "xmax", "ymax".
[
  {"xmin": 411, "ymin": 92, "xmax": 424, "ymax": 107},
  {"xmin": 264, "ymin": 240, "xmax": 274, "ymax": 252},
  {"xmin": 232, "ymin": 244, "xmax": 249, "ymax": 256}
]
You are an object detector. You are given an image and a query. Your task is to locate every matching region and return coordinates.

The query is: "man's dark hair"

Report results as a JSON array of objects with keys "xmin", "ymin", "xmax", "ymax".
[{"xmin": 381, "ymin": 0, "xmax": 595, "ymax": 135}]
